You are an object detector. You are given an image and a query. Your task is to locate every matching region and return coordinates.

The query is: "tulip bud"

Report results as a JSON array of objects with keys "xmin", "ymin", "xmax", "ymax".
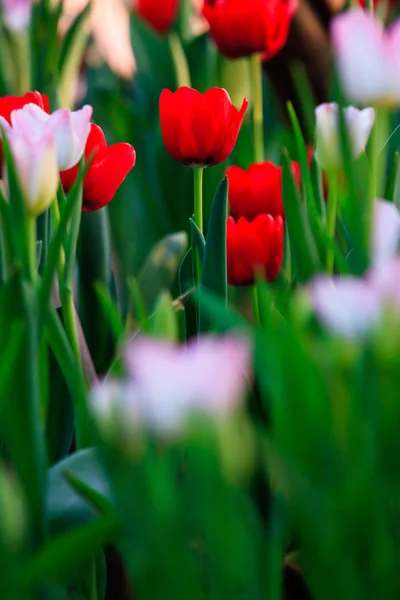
[{"xmin": 314, "ymin": 103, "xmax": 375, "ymax": 173}]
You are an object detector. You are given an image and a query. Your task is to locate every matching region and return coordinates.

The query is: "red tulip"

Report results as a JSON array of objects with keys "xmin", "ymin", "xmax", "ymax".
[
  {"xmin": 0, "ymin": 91, "xmax": 49, "ymax": 123},
  {"xmin": 227, "ymin": 214, "xmax": 284, "ymax": 286},
  {"xmin": 226, "ymin": 160, "xmax": 300, "ymax": 221},
  {"xmin": 160, "ymin": 87, "xmax": 248, "ymax": 167},
  {"xmin": 60, "ymin": 124, "xmax": 136, "ymax": 212},
  {"xmin": 135, "ymin": 0, "xmax": 180, "ymax": 34},
  {"xmin": 202, "ymin": 0, "xmax": 298, "ymax": 60}
]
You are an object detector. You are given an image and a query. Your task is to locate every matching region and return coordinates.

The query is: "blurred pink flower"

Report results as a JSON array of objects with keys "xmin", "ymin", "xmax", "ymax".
[
  {"xmin": 309, "ymin": 200, "xmax": 400, "ymax": 338},
  {"xmin": 1, "ymin": 0, "xmax": 31, "ymax": 32},
  {"xmin": 331, "ymin": 8, "xmax": 400, "ymax": 106},
  {"xmin": 1, "ymin": 103, "xmax": 92, "ymax": 170},
  {"xmin": 91, "ymin": 334, "xmax": 251, "ymax": 434}
]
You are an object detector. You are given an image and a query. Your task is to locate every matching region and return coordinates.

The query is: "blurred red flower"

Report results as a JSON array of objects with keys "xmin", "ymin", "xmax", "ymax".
[
  {"xmin": 60, "ymin": 124, "xmax": 136, "ymax": 212},
  {"xmin": 226, "ymin": 160, "xmax": 300, "ymax": 221},
  {"xmin": 227, "ymin": 214, "xmax": 284, "ymax": 286},
  {"xmin": 202, "ymin": 0, "xmax": 298, "ymax": 60},
  {"xmin": 0, "ymin": 91, "xmax": 49, "ymax": 123},
  {"xmin": 135, "ymin": 0, "xmax": 180, "ymax": 34},
  {"xmin": 159, "ymin": 86, "xmax": 248, "ymax": 167}
]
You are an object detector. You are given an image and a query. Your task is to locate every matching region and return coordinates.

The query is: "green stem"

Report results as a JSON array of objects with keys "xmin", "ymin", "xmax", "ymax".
[
  {"xmin": 326, "ymin": 176, "xmax": 338, "ymax": 273},
  {"xmin": 27, "ymin": 216, "xmax": 37, "ymax": 280},
  {"xmin": 251, "ymin": 285, "xmax": 260, "ymax": 325},
  {"xmin": 168, "ymin": 32, "xmax": 191, "ymax": 89},
  {"xmin": 194, "ymin": 167, "xmax": 204, "ymax": 234},
  {"xmin": 250, "ymin": 53, "xmax": 264, "ymax": 163},
  {"xmin": 193, "ymin": 167, "xmax": 204, "ymax": 288}
]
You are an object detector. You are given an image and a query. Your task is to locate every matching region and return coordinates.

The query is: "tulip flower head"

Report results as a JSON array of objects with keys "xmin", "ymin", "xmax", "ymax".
[
  {"xmin": 91, "ymin": 334, "xmax": 251, "ymax": 436},
  {"xmin": 134, "ymin": 0, "xmax": 179, "ymax": 34},
  {"xmin": 2, "ymin": 0, "xmax": 31, "ymax": 32},
  {"xmin": 5, "ymin": 104, "xmax": 93, "ymax": 171},
  {"xmin": 60, "ymin": 124, "xmax": 136, "ymax": 212},
  {"xmin": 314, "ymin": 103, "xmax": 375, "ymax": 173},
  {"xmin": 226, "ymin": 160, "xmax": 300, "ymax": 221},
  {"xmin": 227, "ymin": 214, "xmax": 284, "ymax": 286},
  {"xmin": 331, "ymin": 8, "xmax": 400, "ymax": 107},
  {"xmin": 160, "ymin": 87, "xmax": 248, "ymax": 167},
  {"xmin": 202, "ymin": 0, "xmax": 298, "ymax": 60}
]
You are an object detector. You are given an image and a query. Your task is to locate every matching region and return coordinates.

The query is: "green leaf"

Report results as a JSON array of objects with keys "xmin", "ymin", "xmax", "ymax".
[
  {"xmin": 94, "ymin": 282, "xmax": 124, "ymax": 343},
  {"xmin": 199, "ymin": 178, "xmax": 228, "ymax": 332},
  {"xmin": 47, "ymin": 448, "xmax": 111, "ymax": 536},
  {"xmin": 149, "ymin": 292, "xmax": 178, "ymax": 341},
  {"xmin": 137, "ymin": 232, "xmax": 188, "ymax": 316},
  {"xmin": 385, "ymin": 151, "xmax": 400, "ymax": 205},
  {"xmin": 178, "ymin": 248, "xmax": 197, "ymax": 341},
  {"xmin": 58, "ymin": 0, "xmax": 90, "ymax": 76},
  {"xmin": 281, "ymin": 149, "xmax": 320, "ymax": 283},
  {"xmin": 189, "ymin": 217, "xmax": 205, "ymax": 264},
  {"xmin": 22, "ymin": 514, "xmax": 118, "ymax": 587}
]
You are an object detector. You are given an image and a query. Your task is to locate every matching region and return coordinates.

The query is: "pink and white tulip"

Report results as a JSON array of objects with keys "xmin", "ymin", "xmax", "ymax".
[
  {"xmin": 2, "ymin": 0, "xmax": 31, "ymax": 32},
  {"xmin": 331, "ymin": 8, "xmax": 400, "ymax": 107},
  {"xmin": 6, "ymin": 104, "xmax": 92, "ymax": 171},
  {"xmin": 309, "ymin": 200, "xmax": 400, "ymax": 338},
  {"xmin": 8, "ymin": 131, "xmax": 59, "ymax": 216},
  {"xmin": 315, "ymin": 103, "xmax": 375, "ymax": 172},
  {"xmin": 91, "ymin": 334, "xmax": 251, "ymax": 435}
]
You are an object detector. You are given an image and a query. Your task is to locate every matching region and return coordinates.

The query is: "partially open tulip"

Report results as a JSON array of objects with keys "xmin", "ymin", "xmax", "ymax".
[
  {"xmin": 2, "ymin": 0, "xmax": 31, "ymax": 31},
  {"xmin": 331, "ymin": 8, "xmax": 400, "ymax": 107},
  {"xmin": 7, "ymin": 104, "xmax": 92, "ymax": 171},
  {"xmin": 6, "ymin": 130, "xmax": 59, "ymax": 216},
  {"xmin": 202, "ymin": 0, "xmax": 298, "ymax": 60},
  {"xmin": 91, "ymin": 334, "xmax": 251, "ymax": 435},
  {"xmin": 314, "ymin": 103, "xmax": 375, "ymax": 173},
  {"xmin": 226, "ymin": 161, "xmax": 300, "ymax": 221},
  {"xmin": 160, "ymin": 87, "xmax": 248, "ymax": 167},
  {"xmin": 227, "ymin": 214, "xmax": 284, "ymax": 286},
  {"xmin": 134, "ymin": 0, "xmax": 179, "ymax": 34},
  {"xmin": 60, "ymin": 124, "xmax": 136, "ymax": 212}
]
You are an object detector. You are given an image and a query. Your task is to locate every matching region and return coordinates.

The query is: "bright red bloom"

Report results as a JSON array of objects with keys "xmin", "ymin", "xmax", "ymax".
[
  {"xmin": 160, "ymin": 87, "xmax": 248, "ymax": 167},
  {"xmin": 202, "ymin": 0, "xmax": 298, "ymax": 60},
  {"xmin": 60, "ymin": 124, "xmax": 136, "ymax": 212},
  {"xmin": 0, "ymin": 91, "xmax": 49, "ymax": 123},
  {"xmin": 135, "ymin": 0, "xmax": 180, "ymax": 34},
  {"xmin": 227, "ymin": 160, "xmax": 300, "ymax": 221},
  {"xmin": 227, "ymin": 214, "xmax": 284, "ymax": 286}
]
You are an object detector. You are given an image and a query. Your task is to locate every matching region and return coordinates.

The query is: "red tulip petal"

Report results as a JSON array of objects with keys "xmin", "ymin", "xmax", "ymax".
[{"xmin": 82, "ymin": 143, "xmax": 136, "ymax": 212}]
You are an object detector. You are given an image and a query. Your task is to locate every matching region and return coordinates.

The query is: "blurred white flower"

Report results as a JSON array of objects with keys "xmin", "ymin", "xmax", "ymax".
[
  {"xmin": 2, "ymin": 103, "xmax": 92, "ymax": 170},
  {"xmin": 314, "ymin": 102, "xmax": 375, "ymax": 172},
  {"xmin": 309, "ymin": 199, "xmax": 400, "ymax": 338},
  {"xmin": 91, "ymin": 334, "xmax": 251, "ymax": 435},
  {"xmin": 1, "ymin": 0, "xmax": 31, "ymax": 32},
  {"xmin": 309, "ymin": 276, "xmax": 382, "ymax": 339},
  {"xmin": 331, "ymin": 8, "xmax": 400, "ymax": 107},
  {"xmin": 373, "ymin": 199, "xmax": 400, "ymax": 269},
  {"xmin": 6, "ymin": 130, "xmax": 59, "ymax": 216}
]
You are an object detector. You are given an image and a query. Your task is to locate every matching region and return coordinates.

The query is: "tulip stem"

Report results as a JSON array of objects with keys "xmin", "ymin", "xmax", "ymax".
[
  {"xmin": 28, "ymin": 216, "xmax": 37, "ymax": 281},
  {"xmin": 326, "ymin": 175, "xmax": 338, "ymax": 273},
  {"xmin": 251, "ymin": 284, "xmax": 260, "ymax": 325},
  {"xmin": 194, "ymin": 167, "xmax": 204, "ymax": 234},
  {"xmin": 193, "ymin": 167, "xmax": 204, "ymax": 289},
  {"xmin": 250, "ymin": 53, "xmax": 264, "ymax": 163}
]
